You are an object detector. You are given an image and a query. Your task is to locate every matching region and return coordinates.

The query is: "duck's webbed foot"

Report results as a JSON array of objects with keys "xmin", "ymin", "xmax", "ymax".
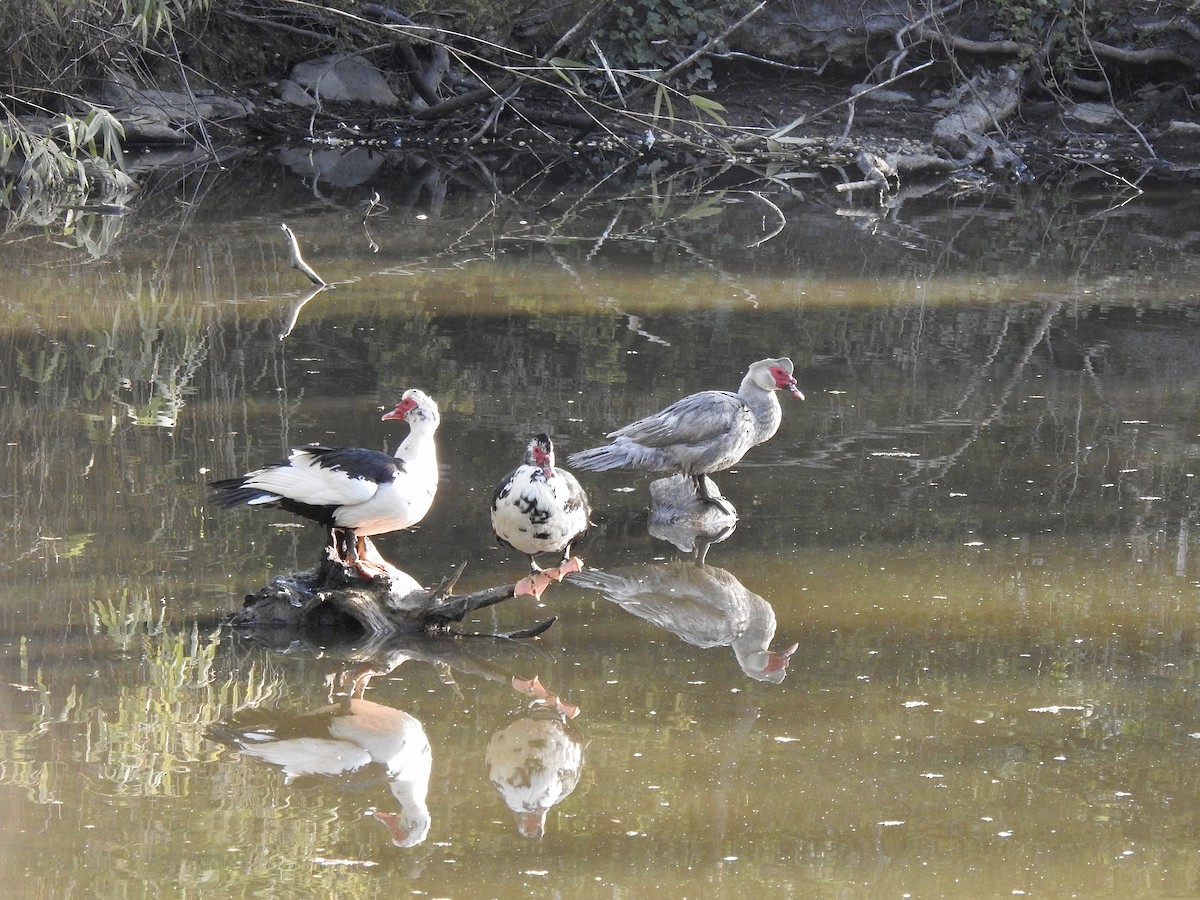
[
  {"xmin": 352, "ymin": 535, "xmax": 404, "ymax": 580},
  {"xmin": 515, "ymin": 553, "xmax": 584, "ymax": 599},
  {"xmin": 692, "ymin": 474, "xmax": 722, "ymax": 501},
  {"xmin": 692, "ymin": 475, "xmax": 736, "ymax": 516}
]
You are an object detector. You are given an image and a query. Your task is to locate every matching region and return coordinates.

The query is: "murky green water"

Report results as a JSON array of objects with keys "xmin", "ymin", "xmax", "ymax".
[{"xmin": 3, "ymin": 152, "xmax": 1200, "ymax": 897}]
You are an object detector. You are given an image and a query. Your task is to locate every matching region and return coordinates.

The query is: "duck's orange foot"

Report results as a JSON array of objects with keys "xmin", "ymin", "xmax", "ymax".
[
  {"xmin": 543, "ymin": 556, "xmax": 583, "ymax": 581},
  {"xmin": 354, "ymin": 560, "xmax": 399, "ymax": 581},
  {"xmin": 511, "ymin": 674, "xmax": 544, "ymax": 697},
  {"xmin": 512, "ymin": 675, "xmax": 581, "ymax": 719},
  {"xmin": 515, "ymin": 572, "xmax": 557, "ymax": 599},
  {"xmin": 354, "ymin": 537, "xmax": 404, "ymax": 581}
]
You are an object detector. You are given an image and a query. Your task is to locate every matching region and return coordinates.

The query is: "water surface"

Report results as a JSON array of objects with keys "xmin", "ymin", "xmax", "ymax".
[{"xmin": 2, "ymin": 152, "xmax": 1200, "ymax": 897}]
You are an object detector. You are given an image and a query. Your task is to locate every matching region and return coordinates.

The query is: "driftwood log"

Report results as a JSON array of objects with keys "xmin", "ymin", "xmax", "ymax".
[
  {"xmin": 226, "ymin": 476, "xmax": 733, "ymax": 636},
  {"xmin": 227, "ymin": 549, "xmax": 551, "ymax": 638}
]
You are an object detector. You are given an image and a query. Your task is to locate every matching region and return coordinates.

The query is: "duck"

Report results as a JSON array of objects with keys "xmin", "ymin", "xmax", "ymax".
[
  {"xmin": 573, "ymin": 560, "xmax": 799, "ymax": 682},
  {"xmin": 210, "ymin": 697, "xmax": 433, "ymax": 848},
  {"xmin": 209, "ymin": 388, "xmax": 440, "ymax": 577},
  {"xmin": 491, "ymin": 433, "xmax": 590, "ymax": 598},
  {"xmin": 567, "ymin": 358, "xmax": 803, "ymax": 507},
  {"xmin": 486, "ymin": 715, "xmax": 583, "ymax": 838}
]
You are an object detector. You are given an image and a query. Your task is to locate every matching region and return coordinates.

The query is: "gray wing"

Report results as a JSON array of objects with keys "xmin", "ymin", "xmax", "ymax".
[{"xmin": 610, "ymin": 390, "xmax": 748, "ymax": 447}]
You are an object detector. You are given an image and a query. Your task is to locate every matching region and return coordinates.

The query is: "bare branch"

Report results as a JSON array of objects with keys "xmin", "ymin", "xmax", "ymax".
[
  {"xmin": 771, "ymin": 60, "xmax": 934, "ymax": 141},
  {"xmin": 280, "ymin": 222, "xmax": 326, "ymax": 286}
]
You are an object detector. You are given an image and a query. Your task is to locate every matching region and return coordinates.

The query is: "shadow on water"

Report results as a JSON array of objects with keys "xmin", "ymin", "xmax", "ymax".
[{"xmin": 3, "ymin": 153, "xmax": 1200, "ymax": 895}]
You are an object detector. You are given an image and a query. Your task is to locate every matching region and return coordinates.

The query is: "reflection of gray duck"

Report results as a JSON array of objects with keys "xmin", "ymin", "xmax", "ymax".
[
  {"xmin": 486, "ymin": 716, "xmax": 583, "ymax": 838},
  {"xmin": 647, "ymin": 475, "xmax": 738, "ymax": 562},
  {"xmin": 491, "ymin": 433, "xmax": 591, "ymax": 597},
  {"xmin": 573, "ymin": 561, "xmax": 798, "ymax": 682},
  {"xmin": 567, "ymin": 358, "xmax": 804, "ymax": 507},
  {"xmin": 211, "ymin": 698, "xmax": 433, "ymax": 847}
]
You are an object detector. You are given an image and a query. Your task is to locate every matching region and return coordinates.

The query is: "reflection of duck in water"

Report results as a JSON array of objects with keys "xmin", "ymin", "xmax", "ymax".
[
  {"xmin": 486, "ymin": 714, "xmax": 583, "ymax": 838},
  {"xmin": 573, "ymin": 561, "xmax": 798, "ymax": 682},
  {"xmin": 647, "ymin": 475, "xmax": 737, "ymax": 563},
  {"xmin": 210, "ymin": 697, "xmax": 433, "ymax": 847}
]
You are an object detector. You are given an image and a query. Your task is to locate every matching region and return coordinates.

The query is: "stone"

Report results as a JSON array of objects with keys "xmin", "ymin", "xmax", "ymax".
[
  {"xmin": 1065, "ymin": 102, "xmax": 1120, "ymax": 126},
  {"xmin": 282, "ymin": 53, "xmax": 400, "ymax": 107}
]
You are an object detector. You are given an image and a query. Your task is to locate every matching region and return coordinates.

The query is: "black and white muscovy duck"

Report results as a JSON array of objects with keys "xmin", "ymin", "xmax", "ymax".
[
  {"xmin": 209, "ymin": 388, "xmax": 440, "ymax": 577},
  {"xmin": 567, "ymin": 358, "xmax": 804, "ymax": 508},
  {"xmin": 491, "ymin": 433, "xmax": 590, "ymax": 598}
]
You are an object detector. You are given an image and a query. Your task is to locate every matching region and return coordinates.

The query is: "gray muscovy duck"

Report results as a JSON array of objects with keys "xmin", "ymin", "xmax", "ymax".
[{"xmin": 567, "ymin": 358, "xmax": 803, "ymax": 507}]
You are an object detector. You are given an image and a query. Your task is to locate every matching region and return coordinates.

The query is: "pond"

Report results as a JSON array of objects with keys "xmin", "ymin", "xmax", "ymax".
[{"xmin": 2, "ymin": 147, "xmax": 1200, "ymax": 897}]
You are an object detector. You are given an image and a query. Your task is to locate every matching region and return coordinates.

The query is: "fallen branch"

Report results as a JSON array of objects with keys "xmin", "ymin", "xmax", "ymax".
[
  {"xmin": 916, "ymin": 26, "xmax": 1030, "ymax": 58},
  {"xmin": 227, "ymin": 554, "xmax": 557, "ymax": 637},
  {"xmin": 1088, "ymin": 39, "xmax": 1190, "ymax": 67},
  {"xmin": 280, "ymin": 222, "xmax": 326, "ymax": 286},
  {"xmin": 836, "ymin": 150, "xmax": 899, "ymax": 194}
]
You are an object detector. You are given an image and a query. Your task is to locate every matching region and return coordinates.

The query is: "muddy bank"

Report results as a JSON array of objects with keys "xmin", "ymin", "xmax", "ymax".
[
  {"xmin": 27, "ymin": 1, "xmax": 1200, "ymax": 196},
  {"xmin": 108, "ymin": 60, "xmax": 1200, "ymax": 199}
]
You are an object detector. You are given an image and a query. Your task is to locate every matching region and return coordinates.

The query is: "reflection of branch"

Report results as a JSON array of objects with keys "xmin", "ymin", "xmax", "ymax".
[
  {"xmin": 279, "ymin": 284, "xmax": 331, "ymax": 340},
  {"xmin": 909, "ymin": 301, "xmax": 1061, "ymax": 485},
  {"xmin": 622, "ymin": 313, "xmax": 670, "ymax": 346},
  {"xmin": 746, "ymin": 191, "xmax": 786, "ymax": 248},
  {"xmin": 363, "ymin": 190, "xmax": 385, "ymax": 253},
  {"xmin": 940, "ymin": 311, "xmax": 1012, "ymax": 419},
  {"xmin": 280, "ymin": 222, "xmax": 327, "ymax": 286}
]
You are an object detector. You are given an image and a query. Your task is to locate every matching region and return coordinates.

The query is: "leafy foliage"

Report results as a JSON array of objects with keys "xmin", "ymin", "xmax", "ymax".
[
  {"xmin": 594, "ymin": 0, "xmax": 742, "ymax": 90},
  {"xmin": 986, "ymin": 0, "xmax": 1117, "ymax": 83},
  {"xmin": 1, "ymin": 0, "xmax": 212, "ymax": 99},
  {"xmin": 0, "ymin": 0, "xmax": 202, "ymax": 228}
]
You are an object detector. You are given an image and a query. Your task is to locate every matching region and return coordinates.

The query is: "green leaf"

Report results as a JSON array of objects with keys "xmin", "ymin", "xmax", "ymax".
[
  {"xmin": 682, "ymin": 196, "xmax": 725, "ymax": 219},
  {"xmin": 687, "ymin": 94, "xmax": 727, "ymax": 125},
  {"xmin": 652, "ymin": 83, "xmax": 676, "ymax": 124}
]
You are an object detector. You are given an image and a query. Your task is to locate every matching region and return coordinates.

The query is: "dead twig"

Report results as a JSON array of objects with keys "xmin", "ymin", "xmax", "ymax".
[
  {"xmin": 280, "ymin": 222, "xmax": 327, "ymax": 286},
  {"xmin": 771, "ymin": 60, "xmax": 934, "ymax": 141}
]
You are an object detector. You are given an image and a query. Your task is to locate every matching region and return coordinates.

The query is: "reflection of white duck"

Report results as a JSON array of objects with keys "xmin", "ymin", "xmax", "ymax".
[
  {"xmin": 213, "ymin": 698, "xmax": 433, "ymax": 847},
  {"xmin": 573, "ymin": 561, "xmax": 798, "ymax": 682},
  {"xmin": 486, "ymin": 717, "xmax": 583, "ymax": 838}
]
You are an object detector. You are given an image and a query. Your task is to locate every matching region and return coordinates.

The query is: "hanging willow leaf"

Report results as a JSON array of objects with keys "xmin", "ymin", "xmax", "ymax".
[{"xmin": 687, "ymin": 94, "xmax": 727, "ymax": 126}]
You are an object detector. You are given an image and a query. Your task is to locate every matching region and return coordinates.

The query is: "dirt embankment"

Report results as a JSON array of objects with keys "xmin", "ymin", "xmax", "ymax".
[{"xmin": 97, "ymin": 1, "xmax": 1200, "ymax": 191}]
